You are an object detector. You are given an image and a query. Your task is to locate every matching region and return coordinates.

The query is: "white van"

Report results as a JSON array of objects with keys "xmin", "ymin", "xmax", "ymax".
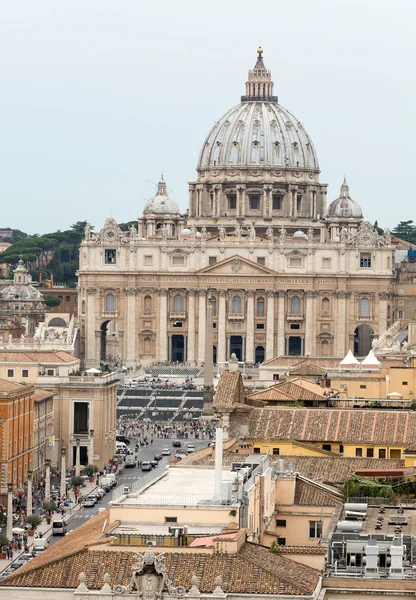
[
  {"xmin": 116, "ymin": 441, "xmax": 127, "ymax": 451},
  {"xmin": 125, "ymin": 455, "xmax": 136, "ymax": 468},
  {"xmin": 52, "ymin": 519, "xmax": 67, "ymax": 536},
  {"xmin": 33, "ymin": 538, "xmax": 49, "ymax": 553}
]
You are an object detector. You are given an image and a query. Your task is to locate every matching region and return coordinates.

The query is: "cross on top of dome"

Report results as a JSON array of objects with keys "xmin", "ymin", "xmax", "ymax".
[{"xmin": 242, "ymin": 47, "xmax": 278, "ymax": 103}]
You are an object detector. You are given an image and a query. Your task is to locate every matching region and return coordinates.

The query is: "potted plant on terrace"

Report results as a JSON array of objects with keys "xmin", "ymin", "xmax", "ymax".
[
  {"xmin": 43, "ymin": 500, "xmax": 57, "ymax": 524},
  {"xmin": 0, "ymin": 534, "xmax": 9, "ymax": 559},
  {"xmin": 26, "ymin": 514, "xmax": 42, "ymax": 536},
  {"xmin": 83, "ymin": 464, "xmax": 97, "ymax": 482},
  {"xmin": 71, "ymin": 475, "xmax": 83, "ymax": 496}
]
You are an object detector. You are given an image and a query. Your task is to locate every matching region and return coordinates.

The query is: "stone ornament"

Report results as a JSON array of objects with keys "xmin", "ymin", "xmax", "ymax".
[
  {"xmin": 231, "ymin": 258, "xmax": 242, "ymax": 273},
  {"xmin": 112, "ymin": 549, "xmax": 167, "ymax": 598},
  {"xmin": 86, "ymin": 287, "xmax": 97, "ymax": 295}
]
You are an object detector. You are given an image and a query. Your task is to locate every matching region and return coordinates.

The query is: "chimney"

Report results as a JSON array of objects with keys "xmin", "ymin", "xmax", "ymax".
[
  {"xmin": 229, "ymin": 353, "xmax": 239, "ymax": 372},
  {"xmin": 215, "ymin": 427, "xmax": 223, "ymax": 498}
]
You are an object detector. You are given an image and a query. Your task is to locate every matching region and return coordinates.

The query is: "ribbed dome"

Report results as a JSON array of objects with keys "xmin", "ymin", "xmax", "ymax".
[
  {"xmin": 143, "ymin": 177, "xmax": 180, "ymax": 215},
  {"xmin": 0, "ymin": 284, "xmax": 43, "ymax": 300},
  {"xmin": 197, "ymin": 50, "xmax": 319, "ymax": 172},
  {"xmin": 327, "ymin": 179, "xmax": 363, "ymax": 218}
]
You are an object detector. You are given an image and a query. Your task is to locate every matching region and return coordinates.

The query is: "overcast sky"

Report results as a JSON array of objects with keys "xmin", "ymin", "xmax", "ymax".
[{"xmin": 0, "ymin": 0, "xmax": 415, "ymax": 234}]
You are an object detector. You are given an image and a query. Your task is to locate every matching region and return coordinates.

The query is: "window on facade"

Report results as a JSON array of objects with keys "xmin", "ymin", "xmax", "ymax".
[
  {"xmin": 276, "ymin": 519, "xmax": 286, "ymax": 527},
  {"xmin": 257, "ymin": 297, "xmax": 265, "ymax": 316},
  {"xmin": 322, "ymin": 444, "xmax": 332, "ymax": 451},
  {"xmin": 322, "ymin": 258, "xmax": 331, "ymax": 269},
  {"xmin": 209, "ymin": 256, "xmax": 217, "ymax": 265},
  {"xmin": 273, "ymin": 448, "xmax": 280, "ymax": 456},
  {"xmin": 211, "ymin": 296, "xmax": 217, "ymax": 316},
  {"xmin": 402, "ymin": 381, "xmax": 408, "ymax": 386},
  {"xmin": 273, "ymin": 374, "xmax": 280, "ymax": 381},
  {"xmin": 272, "ymin": 195, "xmax": 282, "ymax": 210},
  {"xmin": 321, "ymin": 297, "xmax": 330, "ymax": 315},
  {"xmin": 105, "ymin": 293, "xmax": 115, "ymax": 313},
  {"xmin": 398, "ymin": 310, "xmax": 404, "ymax": 319},
  {"xmin": 256, "ymin": 323, "xmax": 265, "ymax": 329},
  {"xmin": 144, "ymin": 255, "xmax": 153, "ymax": 266},
  {"xmin": 277, "ymin": 538, "xmax": 286, "ymax": 546},
  {"xmin": 47, "ymin": 369, "xmax": 54, "ymax": 376},
  {"xmin": 21, "ymin": 369, "xmax": 29, "ymax": 378},
  {"xmin": 165, "ymin": 517, "xmax": 178, "ymax": 523},
  {"xmin": 228, "ymin": 195, "xmax": 237, "ymax": 210},
  {"xmin": 290, "ymin": 323, "xmax": 300, "ymax": 330},
  {"xmin": 289, "ymin": 257, "xmax": 302, "ymax": 267},
  {"xmin": 231, "ymin": 295, "xmax": 242, "ymax": 313},
  {"xmin": 105, "ymin": 249, "xmax": 116, "ymax": 264},
  {"xmin": 253, "ymin": 447, "xmax": 260, "ymax": 454},
  {"xmin": 249, "ymin": 195, "xmax": 260, "ymax": 210},
  {"xmin": 366, "ymin": 448, "xmax": 374, "ymax": 457},
  {"xmin": 360, "ymin": 253, "xmax": 372, "ymax": 268},
  {"xmin": 297, "ymin": 196, "xmax": 302, "ymax": 213},
  {"xmin": 257, "ymin": 257, "xmax": 266, "ymax": 266},
  {"xmin": 7, "ymin": 369, "xmax": 14, "ymax": 378},
  {"xmin": 172, "ymin": 255, "xmax": 185, "ymax": 266},
  {"xmin": 290, "ymin": 296, "xmax": 301, "ymax": 315},
  {"xmin": 339, "ymin": 444, "xmax": 344, "ymax": 453},
  {"xmin": 309, "ymin": 521, "xmax": 323, "ymax": 538},
  {"xmin": 360, "ymin": 298, "xmax": 370, "ymax": 317},
  {"xmin": 144, "ymin": 295, "xmax": 152, "ymax": 314},
  {"xmin": 378, "ymin": 449, "xmax": 386, "ymax": 458},
  {"xmin": 360, "ymin": 384, "xmax": 367, "ymax": 389},
  {"xmin": 65, "ymin": 296, "xmax": 71, "ymax": 302},
  {"xmin": 355, "ymin": 447, "xmax": 363, "ymax": 457},
  {"xmin": 173, "ymin": 294, "xmax": 184, "ymax": 313},
  {"xmin": 74, "ymin": 402, "xmax": 89, "ymax": 434}
]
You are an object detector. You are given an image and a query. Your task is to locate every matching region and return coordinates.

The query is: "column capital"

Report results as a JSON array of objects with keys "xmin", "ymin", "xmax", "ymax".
[
  {"xmin": 378, "ymin": 291, "xmax": 390, "ymax": 300},
  {"xmin": 157, "ymin": 288, "xmax": 169, "ymax": 296},
  {"xmin": 305, "ymin": 290, "xmax": 315, "ymax": 298},
  {"xmin": 246, "ymin": 290, "xmax": 255, "ymax": 298},
  {"xmin": 125, "ymin": 287, "xmax": 139, "ymax": 296},
  {"xmin": 188, "ymin": 289, "xmax": 198, "ymax": 296},
  {"xmin": 266, "ymin": 290, "xmax": 276, "ymax": 298},
  {"xmin": 277, "ymin": 290, "xmax": 286, "ymax": 298},
  {"xmin": 218, "ymin": 289, "xmax": 227, "ymax": 297},
  {"xmin": 86, "ymin": 287, "xmax": 97, "ymax": 295},
  {"xmin": 198, "ymin": 289, "xmax": 207, "ymax": 296}
]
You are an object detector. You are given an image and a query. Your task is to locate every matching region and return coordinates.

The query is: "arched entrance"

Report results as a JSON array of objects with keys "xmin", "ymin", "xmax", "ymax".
[
  {"xmin": 255, "ymin": 346, "xmax": 265, "ymax": 364},
  {"xmin": 213, "ymin": 345, "xmax": 217, "ymax": 364},
  {"xmin": 230, "ymin": 336, "xmax": 243, "ymax": 360},
  {"xmin": 100, "ymin": 320, "xmax": 119, "ymax": 363},
  {"xmin": 354, "ymin": 324, "xmax": 374, "ymax": 356},
  {"xmin": 171, "ymin": 334, "xmax": 185, "ymax": 362}
]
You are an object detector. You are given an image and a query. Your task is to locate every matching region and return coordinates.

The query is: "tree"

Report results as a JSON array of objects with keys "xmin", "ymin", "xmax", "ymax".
[
  {"xmin": 26, "ymin": 514, "xmax": 42, "ymax": 530},
  {"xmin": 393, "ymin": 220, "xmax": 416, "ymax": 243},
  {"xmin": 43, "ymin": 295, "xmax": 62, "ymax": 308},
  {"xmin": 42, "ymin": 500, "xmax": 57, "ymax": 514},
  {"xmin": 0, "ymin": 534, "xmax": 9, "ymax": 551}
]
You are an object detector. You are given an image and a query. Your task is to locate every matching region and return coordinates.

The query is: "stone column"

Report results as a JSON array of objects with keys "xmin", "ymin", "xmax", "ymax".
[
  {"xmin": 246, "ymin": 291, "xmax": 255, "ymax": 363},
  {"xmin": 239, "ymin": 185, "xmax": 246, "ymax": 217},
  {"xmin": 187, "ymin": 290, "xmax": 196, "ymax": 363},
  {"xmin": 277, "ymin": 291, "xmax": 286, "ymax": 356},
  {"xmin": 86, "ymin": 288, "xmax": 97, "ymax": 367},
  {"xmin": 335, "ymin": 291, "xmax": 347, "ymax": 356},
  {"xmin": 26, "ymin": 470, "xmax": 33, "ymax": 517},
  {"xmin": 44, "ymin": 458, "xmax": 51, "ymax": 502},
  {"xmin": 60, "ymin": 448, "xmax": 67, "ymax": 500},
  {"xmin": 89, "ymin": 429, "xmax": 94, "ymax": 466},
  {"xmin": 75, "ymin": 439, "xmax": 81, "ymax": 477},
  {"xmin": 217, "ymin": 290, "xmax": 227, "ymax": 364},
  {"xmin": 204, "ymin": 294, "xmax": 214, "ymax": 387},
  {"xmin": 6, "ymin": 483, "xmax": 13, "ymax": 541},
  {"xmin": 125, "ymin": 287, "xmax": 138, "ymax": 366},
  {"xmin": 378, "ymin": 292, "xmax": 389, "ymax": 335},
  {"xmin": 198, "ymin": 289, "xmax": 207, "ymax": 363},
  {"xmin": 158, "ymin": 289, "xmax": 168, "ymax": 361},
  {"xmin": 304, "ymin": 291, "xmax": 314, "ymax": 356},
  {"xmin": 266, "ymin": 291, "xmax": 275, "ymax": 360}
]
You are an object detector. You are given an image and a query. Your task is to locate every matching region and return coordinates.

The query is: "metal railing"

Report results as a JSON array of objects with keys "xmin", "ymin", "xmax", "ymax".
[
  {"xmin": 130, "ymin": 456, "xmax": 170, "ymax": 495},
  {"xmin": 129, "ymin": 492, "xmax": 216, "ymax": 506}
]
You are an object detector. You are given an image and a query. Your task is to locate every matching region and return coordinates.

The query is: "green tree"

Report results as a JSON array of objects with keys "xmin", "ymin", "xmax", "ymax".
[
  {"xmin": 393, "ymin": 220, "xmax": 416, "ymax": 243},
  {"xmin": 43, "ymin": 295, "xmax": 62, "ymax": 308}
]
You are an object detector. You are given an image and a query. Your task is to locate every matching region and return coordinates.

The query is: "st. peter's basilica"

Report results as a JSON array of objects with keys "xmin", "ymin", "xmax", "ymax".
[{"xmin": 78, "ymin": 48, "xmax": 394, "ymax": 367}]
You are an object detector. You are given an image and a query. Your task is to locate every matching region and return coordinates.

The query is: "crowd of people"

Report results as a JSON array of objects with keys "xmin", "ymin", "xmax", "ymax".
[{"xmin": 117, "ymin": 418, "xmax": 216, "ymax": 442}]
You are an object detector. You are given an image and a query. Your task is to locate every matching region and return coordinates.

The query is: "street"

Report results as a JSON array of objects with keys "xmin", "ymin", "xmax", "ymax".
[{"xmin": 47, "ymin": 436, "xmax": 208, "ymax": 546}]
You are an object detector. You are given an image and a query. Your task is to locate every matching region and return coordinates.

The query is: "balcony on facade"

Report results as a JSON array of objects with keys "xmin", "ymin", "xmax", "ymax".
[
  {"xmin": 102, "ymin": 311, "xmax": 118, "ymax": 318},
  {"xmin": 228, "ymin": 313, "xmax": 245, "ymax": 320},
  {"xmin": 287, "ymin": 313, "xmax": 304, "ymax": 321},
  {"xmin": 169, "ymin": 312, "xmax": 186, "ymax": 320}
]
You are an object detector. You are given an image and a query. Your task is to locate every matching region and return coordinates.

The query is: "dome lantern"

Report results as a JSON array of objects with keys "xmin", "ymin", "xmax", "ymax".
[{"xmin": 242, "ymin": 47, "xmax": 277, "ymax": 103}]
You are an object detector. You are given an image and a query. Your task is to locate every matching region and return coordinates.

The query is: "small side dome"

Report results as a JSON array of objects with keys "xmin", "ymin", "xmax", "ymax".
[
  {"xmin": 327, "ymin": 178, "xmax": 363, "ymax": 218},
  {"xmin": 293, "ymin": 230, "xmax": 308, "ymax": 240},
  {"xmin": 143, "ymin": 176, "xmax": 180, "ymax": 215},
  {"xmin": 179, "ymin": 228, "xmax": 191, "ymax": 240}
]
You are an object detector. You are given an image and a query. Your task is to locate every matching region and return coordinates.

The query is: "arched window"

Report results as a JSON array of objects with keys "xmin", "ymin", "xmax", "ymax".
[
  {"xmin": 291, "ymin": 296, "xmax": 301, "ymax": 315},
  {"xmin": 255, "ymin": 346, "xmax": 265, "ymax": 364},
  {"xmin": 257, "ymin": 297, "xmax": 265, "ymax": 316},
  {"xmin": 65, "ymin": 296, "xmax": 71, "ymax": 302},
  {"xmin": 360, "ymin": 298, "xmax": 370, "ymax": 318},
  {"xmin": 321, "ymin": 297, "xmax": 330, "ymax": 315},
  {"xmin": 173, "ymin": 294, "xmax": 183, "ymax": 313},
  {"xmin": 105, "ymin": 293, "xmax": 115, "ymax": 313},
  {"xmin": 211, "ymin": 296, "xmax": 217, "ymax": 316},
  {"xmin": 321, "ymin": 339, "xmax": 330, "ymax": 357},
  {"xmin": 231, "ymin": 295, "xmax": 242, "ymax": 314},
  {"xmin": 144, "ymin": 336, "xmax": 151, "ymax": 354},
  {"xmin": 144, "ymin": 295, "xmax": 152, "ymax": 314}
]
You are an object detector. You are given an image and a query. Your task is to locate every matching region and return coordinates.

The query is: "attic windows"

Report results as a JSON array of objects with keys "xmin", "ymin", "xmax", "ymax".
[
  {"xmin": 360, "ymin": 253, "xmax": 372, "ymax": 268},
  {"xmin": 105, "ymin": 249, "xmax": 116, "ymax": 264}
]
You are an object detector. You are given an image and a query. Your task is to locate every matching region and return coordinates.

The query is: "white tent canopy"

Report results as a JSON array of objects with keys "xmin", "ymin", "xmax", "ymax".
[
  {"xmin": 387, "ymin": 392, "xmax": 403, "ymax": 399},
  {"xmin": 361, "ymin": 349, "xmax": 381, "ymax": 367},
  {"xmin": 340, "ymin": 350, "xmax": 360, "ymax": 366},
  {"xmin": 86, "ymin": 367, "xmax": 101, "ymax": 374}
]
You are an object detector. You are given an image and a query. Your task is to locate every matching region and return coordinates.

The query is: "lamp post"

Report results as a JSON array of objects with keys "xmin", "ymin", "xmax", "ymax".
[
  {"xmin": 27, "ymin": 470, "xmax": 33, "ymax": 517},
  {"xmin": 60, "ymin": 447, "xmax": 66, "ymax": 499},
  {"xmin": 75, "ymin": 438, "xmax": 81, "ymax": 477},
  {"xmin": 6, "ymin": 483, "xmax": 13, "ymax": 540},
  {"xmin": 44, "ymin": 459, "xmax": 51, "ymax": 502},
  {"xmin": 89, "ymin": 429, "xmax": 94, "ymax": 466}
]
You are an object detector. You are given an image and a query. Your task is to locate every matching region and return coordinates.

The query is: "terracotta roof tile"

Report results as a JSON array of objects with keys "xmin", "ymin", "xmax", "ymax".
[
  {"xmin": 34, "ymin": 388, "xmax": 55, "ymax": 402},
  {"xmin": 248, "ymin": 378, "xmax": 333, "ymax": 403},
  {"xmin": 293, "ymin": 476, "xmax": 342, "ymax": 506},
  {"xmin": 0, "ymin": 378, "xmax": 24, "ymax": 392},
  {"xmin": 0, "ymin": 351, "xmax": 77, "ymax": 363},
  {"xmin": 213, "ymin": 370, "xmax": 245, "ymax": 411}
]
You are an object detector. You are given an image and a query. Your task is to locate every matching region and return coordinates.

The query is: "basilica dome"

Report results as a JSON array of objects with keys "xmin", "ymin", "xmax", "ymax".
[
  {"xmin": 197, "ymin": 49, "xmax": 319, "ymax": 172},
  {"xmin": 327, "ymin": 179, "xmax": 363, "ymax": 218},
  {"xmin": 143, "ymin": 177, "xmax": 180, "ymax": 215}
]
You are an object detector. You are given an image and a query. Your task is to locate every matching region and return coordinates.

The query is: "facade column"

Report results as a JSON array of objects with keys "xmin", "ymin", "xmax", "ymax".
[
  {"xmin": 239, "ymin": 185, "xmax": 246, "ymax": 217},
  {"xmin": 266, "ymin": 291, "xmax": 275, "ymax": 360},
  {"xmin": 158, "ymin": 289, "xmax": 168, "ymax": 361},
  {"xmin": 198, "ymin": 290, "xmax": 207, "ymax": 363},
  {"xmin": 246, "ymin": 291, "xmax": 255, "ymax": 363},
  {"xmin": 277, "ymin": 291, "xmax": 286, "ymax": 356},
  {"xmin": 187, "ymin": 290, "xmax": 196, "ymax": 363},
  {"xmin": 44, "ymin": 459, "xmax": 51, "ymax": 502},
  {"xmin": 27, "ymin": 470, "xmax": 33, "ymax": 517},
  {"xmin": 89, "ymin": 429, "xmax": 94, "ymax": 466},
  {"xmin": 378, "ymin": 292, "xmax": 389, "ymax": 335},
  {"xmin": 335, "ymin": 291, "xmax": 347, "ymax": 356},
  {"xmin": 86, "ymin": 288, "xmax": 97, "ymax": 367},
  {"xmin": 75, "ymin": 438, "xmax": 81, "ymax": 477},
  {"xmin": 218, "ymin": 290, "xmax": 227, "ymax": 363},
  {"xmin": 304, "ymin": 291, "xmax": 314, "ymax": 356},
  {"xmin": 126, "ymin": 287, "xmax": 138, "ymax": 366},
  {"xmin": 6, "ymin": 483, "xmax": 13, "ymax": 541},
  {"xmin": 60, "ymin": 448, "xmax": 67, "ymax": 500}
]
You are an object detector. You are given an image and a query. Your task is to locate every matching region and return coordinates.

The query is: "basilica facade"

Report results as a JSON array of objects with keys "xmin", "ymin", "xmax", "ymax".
[{"xmin": 78, "ymin": 49, "xmax": 394, "ymax": 368}]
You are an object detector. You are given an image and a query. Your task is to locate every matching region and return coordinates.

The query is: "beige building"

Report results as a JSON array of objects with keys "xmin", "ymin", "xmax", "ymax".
[
  {"xmin": 0, "ymin": 351, "xmax": 117, "ymax": 470},
  {"xmin": 78, "ymin": 49, "xmax": 394, "ymax": 369},
  {"xmin": 33, "ymin": 388, "xmax": 55, "ymax": 480}
]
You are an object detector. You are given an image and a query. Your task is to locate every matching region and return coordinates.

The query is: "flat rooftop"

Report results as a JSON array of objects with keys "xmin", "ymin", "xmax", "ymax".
[
  {"xmin": 337, "ymin": 506, "xmax": 416, "ymax": 536},
  {"xmin": 121, "ymin": 467, "xmax": 235, "ymax": 506},
  {"xmin": 111, "ymin": 523, "xmax": 225, "ymax": 535}
]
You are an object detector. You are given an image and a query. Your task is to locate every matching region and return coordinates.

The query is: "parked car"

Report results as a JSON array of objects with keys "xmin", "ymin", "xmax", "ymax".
[
  {"xmin": 95, "ymin": 488, "xmax": 106, "ymax": 498},
  {"xmin": 154, "ymin": 454, "xmax": 163, "ymax": 461},
  {"xmin": 162, "ymin": 448, "xmax": 171, "ymax": 455},
  {"xmin": 172, "ymin": 440, "xmax": 181, "ymax": 447},
  {"xmin": 84, "ymin": 497, "xmax": 96, "ymax": 507},
  {"xmin": 141, "ymin": 461, "xmax": 152, "ymax": 471},
  {"xmin": 150, "ymin": 460, "xmax": 158, "ymax": 468},
  {"xmin": 187, "ymin": 444, "xmax": 196, "ymax": 453}
]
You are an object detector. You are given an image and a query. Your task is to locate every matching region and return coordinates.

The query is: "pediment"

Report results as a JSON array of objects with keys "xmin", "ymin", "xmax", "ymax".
[{"xmin": 198, "ymin": 255, "xmax": 276, "ymax": 276}]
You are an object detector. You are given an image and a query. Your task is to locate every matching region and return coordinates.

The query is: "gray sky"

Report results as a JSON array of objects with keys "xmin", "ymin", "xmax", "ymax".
[{"xmin": 0, "ymin": 0, "xmax": 415, "ymax": 234}]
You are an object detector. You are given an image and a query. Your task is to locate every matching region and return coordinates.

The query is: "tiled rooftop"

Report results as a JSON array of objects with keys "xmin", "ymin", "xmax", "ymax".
[
  {"xmin": 0, "ymin": 350, "xmax": 77, "ymax": 363},
  {"xmin": 213, "ymin": 370, "xmax": 245, "ymax": 411},
  {"xmin": 34, "ymin": 388, "xmax": 55, "ymax": 402}
]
